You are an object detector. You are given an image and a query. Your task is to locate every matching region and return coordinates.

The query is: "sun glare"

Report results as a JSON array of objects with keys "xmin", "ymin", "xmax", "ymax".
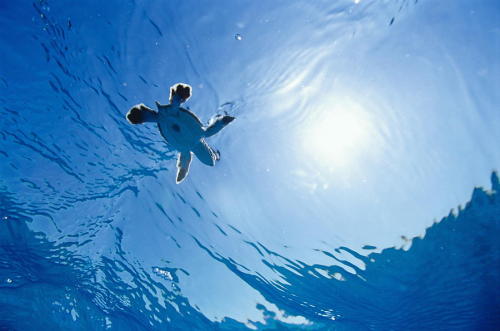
[{"xmin": 301, "ymin": 100, "xmax": 372, "ymax": 169}]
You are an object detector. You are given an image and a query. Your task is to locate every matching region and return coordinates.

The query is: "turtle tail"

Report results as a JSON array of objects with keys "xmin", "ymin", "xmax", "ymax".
[{"xmin": 169, "ymin": 83, "xmax": 192, "ymax": 105}]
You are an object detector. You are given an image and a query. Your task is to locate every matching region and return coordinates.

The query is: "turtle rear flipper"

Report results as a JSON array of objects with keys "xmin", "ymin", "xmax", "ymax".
[
  {"xmin": 193, "ymin": 139, "xmax": 219, "ymax": 166},
  {"xmin": 176, "ymin": 151, "xmax": 192, "ymax": 184},
  {"xmin": 126, "ymin": 104, "xmax": 158, "ymax": 124}
]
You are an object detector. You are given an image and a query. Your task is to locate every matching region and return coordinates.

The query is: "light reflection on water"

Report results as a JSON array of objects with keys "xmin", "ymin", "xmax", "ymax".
[{"xmin": 299, "ymin": 96, "xmax": 374, "ymax": 171}]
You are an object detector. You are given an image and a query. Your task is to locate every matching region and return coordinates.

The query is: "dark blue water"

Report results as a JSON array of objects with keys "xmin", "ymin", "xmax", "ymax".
[{"xmin": 1, "ymin": 0, "xmax": 499, "ymax": 330}]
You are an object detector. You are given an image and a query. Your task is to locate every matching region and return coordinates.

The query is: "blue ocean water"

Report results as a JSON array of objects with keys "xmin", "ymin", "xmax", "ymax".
[{"xmin": 1, "ymin": 0, "xmax": 499, "ymax": 330}]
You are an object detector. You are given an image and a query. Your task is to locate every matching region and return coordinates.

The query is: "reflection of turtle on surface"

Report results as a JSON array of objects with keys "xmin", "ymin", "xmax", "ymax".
[{"xmin": 126, "ymin": 83, "xmax": 235, "ymax": 184}]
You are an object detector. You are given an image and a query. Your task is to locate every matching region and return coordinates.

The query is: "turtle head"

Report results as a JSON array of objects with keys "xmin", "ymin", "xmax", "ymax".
[{"xmin": 169, "ymin": 83, "xmax": 192, "ymax": 106}]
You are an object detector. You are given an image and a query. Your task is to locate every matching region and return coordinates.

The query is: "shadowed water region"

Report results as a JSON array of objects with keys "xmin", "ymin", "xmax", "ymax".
[
  {"xmin": 1, "ymin": 0, "xmax": 499, "ymax": 330},
  {"xmin": 1, "ymin": 171, "xmax": 499, "ymax": 329}
]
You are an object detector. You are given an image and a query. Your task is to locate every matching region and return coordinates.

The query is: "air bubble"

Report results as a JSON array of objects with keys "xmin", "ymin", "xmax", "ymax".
[{"xmin": 235, "ymin": 34, "xmax": 242, "ymax": 41}]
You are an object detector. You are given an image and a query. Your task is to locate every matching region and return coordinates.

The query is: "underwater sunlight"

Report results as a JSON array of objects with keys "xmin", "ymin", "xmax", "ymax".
[{"xmin": 300, "ymin": 96, "xmax": 373, "ymax": 170}]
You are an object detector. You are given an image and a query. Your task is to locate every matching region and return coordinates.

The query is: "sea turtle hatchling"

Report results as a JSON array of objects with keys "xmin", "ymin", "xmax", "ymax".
[{"xmin": 126, "ymin": 83, "xmax": 235, "ymax": 183}]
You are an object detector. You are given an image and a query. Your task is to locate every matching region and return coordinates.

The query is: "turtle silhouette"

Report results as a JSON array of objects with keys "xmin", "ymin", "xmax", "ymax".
[{"xmin": 126, "ymin": 83, "xmax": 235, "ymax": 183}]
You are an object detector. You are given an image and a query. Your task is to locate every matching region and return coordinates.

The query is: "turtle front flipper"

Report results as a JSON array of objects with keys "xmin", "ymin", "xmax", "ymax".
[
  {"xmin": 203, "ymin": 115, "xmax": 235, "ymax": 137},
  {"xmin": 176, "ymin": 151, "xmax": 192, "ymax": 184},
  {"xmin": 192, "ymin": 139, "xmax": 219, "ymax": 166},
  {"xmin": 126, "ymin": 104, "xmax": 158, "ymax": 124}
]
